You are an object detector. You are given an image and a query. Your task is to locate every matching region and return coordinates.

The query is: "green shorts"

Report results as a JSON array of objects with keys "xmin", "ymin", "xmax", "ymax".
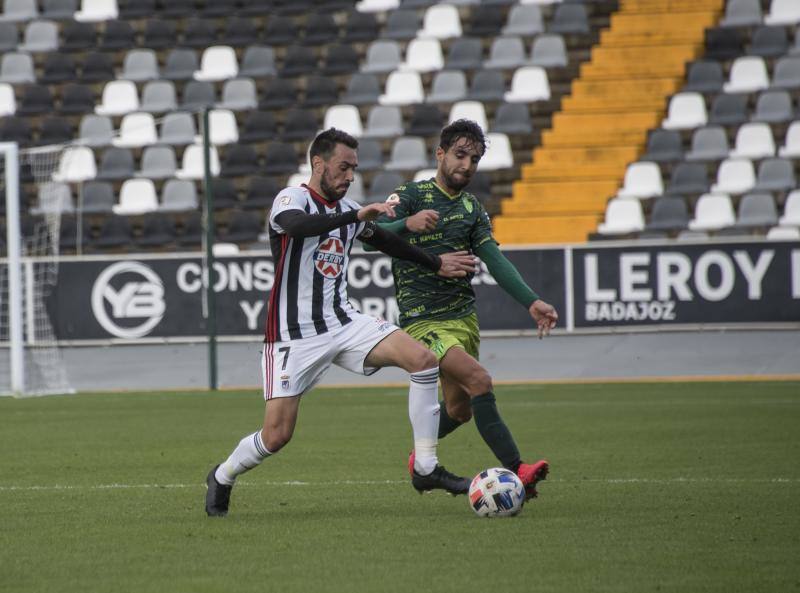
[{"xmin": 404, "ymin": 313, "xmax": 480, "ymax": 361}]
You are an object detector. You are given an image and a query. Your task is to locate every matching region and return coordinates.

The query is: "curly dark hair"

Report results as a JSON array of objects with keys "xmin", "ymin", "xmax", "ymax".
[
  {"xmin": 309, "ymin": 127, "xmax": 359, "ymax": 162},
  {"xmin": 439, "ymin": 119, "xmax": 487, "ymax": 156}
]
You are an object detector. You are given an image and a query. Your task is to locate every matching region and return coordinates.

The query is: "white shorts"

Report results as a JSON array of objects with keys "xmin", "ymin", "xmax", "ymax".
[{"xmin": 261, "ymin": 312, "xmax": 399, "ymax": 400}]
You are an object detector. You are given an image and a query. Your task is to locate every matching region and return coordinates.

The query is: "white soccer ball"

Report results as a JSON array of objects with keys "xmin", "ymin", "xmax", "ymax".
[{"xmin": 468, "ymin": 467, "xmax": 526, "ymax": 518}]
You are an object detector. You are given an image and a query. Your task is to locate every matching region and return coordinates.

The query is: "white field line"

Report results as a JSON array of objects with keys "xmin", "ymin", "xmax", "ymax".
[{"xmin": 0, "ymin": 477, "xmax": 798, "ymax": 492}]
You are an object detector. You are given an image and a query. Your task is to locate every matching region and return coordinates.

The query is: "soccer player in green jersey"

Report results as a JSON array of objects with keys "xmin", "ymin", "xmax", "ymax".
[{"xmin": 372, "ymin": 119, "xmax": 558, "ymax": 499}]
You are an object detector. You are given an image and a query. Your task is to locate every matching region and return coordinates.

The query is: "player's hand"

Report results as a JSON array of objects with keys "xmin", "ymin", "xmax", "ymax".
[
  {"xmin": 437, "ymin": 251, "xmax": 479, "ymax": 278},
  {"xmin": 529, "ymin": 299, "xmax": 558, "ymax": 339},
  {"xmin": 358, "ymin": 202, "xmax": 396, "ymax": 222},
  {"xmin": 405, "ymin": 209, "xmax": 439, "ymax": 233}
]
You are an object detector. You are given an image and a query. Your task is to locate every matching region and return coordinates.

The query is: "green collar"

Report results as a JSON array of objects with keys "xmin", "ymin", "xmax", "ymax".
[{"xmin": 431, "ymin": 179, "xmax": 462, "ymax": 200}]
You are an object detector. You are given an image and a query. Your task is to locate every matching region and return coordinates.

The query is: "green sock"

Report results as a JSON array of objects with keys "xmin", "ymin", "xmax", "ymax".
[
  {"xmin": 438, "ymin": 400, "xmax": 463, "ymax": 439},
  {"xmin": 471, "ymin": 392, "xmax": 521, "ymax": 471}
]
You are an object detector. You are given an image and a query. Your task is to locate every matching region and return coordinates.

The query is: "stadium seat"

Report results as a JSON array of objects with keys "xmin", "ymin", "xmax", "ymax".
[
  {"xmin": 93, "ymin": 215, "xmax": 133, "ymax": 249},
  {"xmin": 78, "ymin": 114, "xmax": 114, "ymax": 146},
  {"xmin": 646, "ymin": 196, "xmax": 690, "ymax": 232},
  {"xmin": 39, "ymin": 116, "xmax": 74, "ymax": 144},
  {"xmin": 216, "ymin": 78, "xmax": 257, "ymax": 111},
  {"xmin": 221, "ymin": 17, "xmax": 259, "ymax": 47},
  {"xmin": 238, "ymin": 110, "xmax": 277, "ymax": 143},
  {"xmin": 0, "ymin": 22, "xmax": 18, "ymax": 51},
  {"xmin": 417, "ymin": 4, "xmax": 461, "ymax": 39},
  {"xmin": 709, "ymin": 93, "xmax": 748, "ymax": 125},
  {"xmin": 401, "ymin": 38, "xmax": 443, "ymax": 73},
  {"xmin": 445, "ymin": 37, "xmax": 483, "ymax": 70},
  {"xmin": 413, "ymin": 168, "xmax": 436, "ymax": 182},
  {"xmin": 729, "ymin": 123, "xmax": 775, "ymax": 159},
  {"xmin": 406, "ymin": 103, "xmax": 445, "ymax": 136},
  {"xmin": 323, "ymin": 44, "xmax": 359, "ymax": 75},
  {"xmin": 18, "ymin": 19, "xmax": 58, "ymax": 52},
  {"xmin": 113, "ymin": 178, "xmax": 158, "ymax": 215},
  {"xmin": 478, "ymin": 133, "xmax": 513, "ymax": 171},
  {"xmin": 163, "ymin": 49, "xmax": 200, "ymax": 81},
  {"xmin": 381, "ymin": 9, "xmax": 419, "ymax": 41},
  {"xmin": 140, "ymin": 80, "xmax": 177, "ymax": 114},
  {"xmin": 341, "ymin": 72, "xmax": 381, "ymax": 105},
  {"xmin": 684, "ymin": 61, "xmax": 724, "ymax": 93},
  {"xmin": 16, "ymin": 84, "xmax": 53, "ymax": 116},
  {"xmin": 222, "ymin": 210, "xmax": 262, "ymax": 243},
  {"xmin": 346, "ymin": 172, "xmax": 365, "ymax": 203},
  {"xmin": 735, "ymin": 193, "xmax": 779, "ymax": 228},
  {"xmin": 323, "ymin": 105, "xmax": 363, "ymax": 137},
  {"xmin": 688, "ymin": 193, "xmax": 736, "ymax": 231},
  {"xmin": 764, "ymin": 0, "xmax": 800, "ymax": 25},
  {"xmin": 748, "ymin": 26, "xmax": 789, "ymax": 58},
  {"xmin": 752, "ymin": 158, "xmax": 796, "ymax": 192},
  {"xmin": 723, "ymin": 57, "xmax": 769, "ymax": 93},
  {"xmin": 501, "ymin": 4, "xmax": 544, "ymax": 37},
  {"xmin": 74, "ymin": 0, "xmax": 118, "ymax": 21},
  {"xmin": 449, "ymin": 101, "xmax": 488, "ymax": 132},
  {"xmin": 96, "ymin": 147, "xmax": 134, "ymax": 180},
  {"xmin": 484, "ymin": 36, "xmax": 527, "ymax": 70},
  {"xmin": 362, "ymin": 105, "xmax": 403, "ymax": 138},
  {"xmin": 53, "ymin": 146, "xmax": 97, "ymax": 182},
  {"xmin": 355, "ymin": 0, "xmax": 399, "ymax": 12},
  {"xmin": 80, "ymin": 180, "xmax": 114, "ymax": 213},
  {"xmin": 468, "ymin": 69, "xmax": 506, "ymax": 102},
  {"xmin": 705, "ymin": 27, "xmax": 745, "ymax": 61},
  {"xmin": 138, "ymin": 145, "xmax": 176, "ymax": 179},
  {"xmin": 181, "ymin": 80, "xmax": 216, "ymax": 111},
  {"xmin": 210, "ymin": 177, "xmax": 239, "ymax": 208},
  {"xmin": 666, "ymin": 162, "xmax": 709, "ymax": 195},
  {"xmin": 385, "ymin": 137, "xmax": 430, "ymax": 171},
  {"xmin": 662, "ymin": 92, "xmax": 707, "ymax": 130},
  {"xmin": 176, "ymin": 144, "xmax": 220, "ymax": 179},
  {"xmin": 427, "ymin": 70, "xmax": 467, "ymax": 104},
  {"xmin": 31, "ymin": 182, "xmax": 74, "ymax": 215},
  {"xmin": 302, "ymin": 75, "xmax": 338, "ymax": 108},
  {"xmin": 752, "ymin": 90, "xmax": 793, "ymax": 123},
  {"xmin": 771, "ymin": 56, "xmax": 800, "ymax": 89},
  {"xmin": 465, "ymin": 4, "xmax": 505, "ymax": 37},
  {"xmin": 262, "ymin": 15, "xmax": 296, "ymax": 46},
  {"xmin": 366, "ymin": 170, "xmax": 404, "ymax": 203},
  {"xmin": 530, "ymin": 35, "xmax": 568, "ymax": 68},
  {"xmin": 194, "ymin": 46, "xmax": 238, "ymax": 82},
  {"xmin": 281, "ymin": 108, "xmax": 319, "ymax": 141},
  {"xmin": 710, "ymin": 158, "xmax": 756, "ymax": 194},
  {"xmin": 549, "ymin": 4, "xmax": 589, "ymax": 34},
  {"xmin": 159, "ymin": 112, "xmax": 197, "ymax": 145},
  {"xmin": 492, "ymin": 102, "xmax": 533, "ymax": 135},
  {"xmin": 60, "ymin": 83, "xmax": 95, "ymax": 114},
  {"xmin": 504, "ymin": 67, "xmax": 550, "ymax": 102},
  {"xmin": 0, "ymin": 0, "xmax": 38, "ymax": 21},
  {"xmin": 766, "ymin": 225, "xmax": 800, "ymax": 240},
  {"xmin": 95, "ymin": 80, "xmax": 139, "ymax": 116},
  {"xmin": 40, "ymin": 53, "xmax": 77, "ymax": 84},
  {"xmin": 379, "ymin": 71, "xmax": 425, "ymax": 106},
  {"xmin": 99, "ymin": 19, "xmax": 134, "ymax": 50},
  {"xmin": 244, "ymin": 176, "xmax": 279, "ymax": 209},
  {"xmin": 617, "ymin": 162, "xmax": 664, "ymax": 199},
  {"xmin": 355, "ymin": 138, "xmax": 383, "ymax": 171},
  {"xmin": 177, "ymin": 211, "xmax": 202, "ymax": 246},
  {"xmin": 262, "ymin": 142, "xmax": 298, "ymax": 175},
  {"xmin": 238, "ymin": 46, "xmax": 276, "ymax": 78},
  {"xmin": 362, "ymin": 40, "xmax": 402, "ymax": 73},
  {"xmin": 205, "ymin": 109, "xmax": 239, "ymax": 145},
  {"xmin": 220, "ymin": 143, "xmax": 259, "ymax": 177},
  {"xmin": 62, "ymin": 20, "xmax": 96, "ymax": 52},
  {"xmin": 182, "ymin": 18, "xmax": 217, "ymax": 48},
  {"xmin": 280, "ymin": 45, "xmax": 317, "ymax": 78},
  {"xmin": 719, "ymin": 0, "xmax": 762, "ymax": 26},
  {"xmin": 303, "ymin": 14, "xmax": 338, "ymax": 46},
  {"xmin": 778, "ymin": 121, "xmax": 800, "ymax": 157},
  {"xmin": 342, "ymin": 9, "xmax": 378, "ymax": 43},
  {"xmin": 779, "ymin": 190, "xmax": 800, "ymax": 225},
  {"xmin": 113, "ymin": 112, "xmax": 158, "ymax": 148},
  {"xmin": 142, "ymin": 19, "xmax": 175, "ymax": 49},
  {"xmin": 0, "ymin": 116, "xmax": 31, "ymax": 145},
  {"xmin": 686, "ymin": 126, "xmax": 730, "ymax": 161},
  {"xmin": 136, "ymin": 213, "xmax": 176, "ymax": 248},
  {"xmin": 643, "ymin": 129, "xmax": 684, "ymax": 163},
  {"xmin": 597, "ymin": 199, "xmax": 645, "ymax": 235},
  {"xmin": 120, "ymin": 49, "xmax": 159, "ymax": 82},
  {"xmin": 0, "ymin": 52, "xmax": 34, "ymax": 84},
  {"xmin": 258, "ymin": 77, "xmax": 297, "ymax": 109}
]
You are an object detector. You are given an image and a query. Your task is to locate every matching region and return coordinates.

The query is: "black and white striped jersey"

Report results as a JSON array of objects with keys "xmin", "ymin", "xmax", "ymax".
[{"xmin": 265, "ymin": 184, "xmax": 368, "ymax": 343}]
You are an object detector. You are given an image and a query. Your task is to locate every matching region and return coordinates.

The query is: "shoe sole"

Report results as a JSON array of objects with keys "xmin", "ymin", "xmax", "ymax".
[{"xmin": 524, "ymin": 462, "xmax": 549, "ymax": 500}]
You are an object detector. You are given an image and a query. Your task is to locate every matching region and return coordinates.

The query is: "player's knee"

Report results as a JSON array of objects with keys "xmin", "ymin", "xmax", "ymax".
[
  {"xmin": 407, "ymin": 347, "xmax": 438, "ymax": 374},
  {"xmin": 262, "ymin": 427, "xmax": 292, "ymax": 453},
  {"xmin": 465, "ymin": 368, "xmax": 493, "ymax": 397}
]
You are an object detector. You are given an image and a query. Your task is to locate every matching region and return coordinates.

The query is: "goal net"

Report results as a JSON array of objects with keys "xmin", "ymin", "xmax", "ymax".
[{"xmin": 0, "ymin": 142, "xmax": 73, "ymax": 397}]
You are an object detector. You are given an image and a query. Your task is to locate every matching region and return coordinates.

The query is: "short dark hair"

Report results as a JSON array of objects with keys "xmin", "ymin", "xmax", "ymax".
[
  {"xmin": 309, "ymin": 127, "xmax": 359, "ymax": 162},
  {"xmin": 439, "ymin": 119, "xmax": 487, "ymax": 156}
]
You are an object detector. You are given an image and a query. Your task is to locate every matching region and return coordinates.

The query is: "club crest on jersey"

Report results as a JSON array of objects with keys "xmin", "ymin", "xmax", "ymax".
[{"xmin": 314, "ymin": 236, "xmax": 345, "ymax": 278}]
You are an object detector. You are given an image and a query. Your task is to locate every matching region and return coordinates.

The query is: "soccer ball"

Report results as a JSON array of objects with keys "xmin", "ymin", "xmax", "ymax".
[{"xmin": 468, "ymin": 467, "xmax": 525, "ymax": 518}]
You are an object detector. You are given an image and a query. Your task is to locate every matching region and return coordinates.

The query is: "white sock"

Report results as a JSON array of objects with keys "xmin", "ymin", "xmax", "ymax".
[
  {"xmin": 408, "ymin": 366, "xmax": 440, "ymax": 475},
  {"xmin": 215, "ymin": 430, "xmax": 272, "ymax": 485}
]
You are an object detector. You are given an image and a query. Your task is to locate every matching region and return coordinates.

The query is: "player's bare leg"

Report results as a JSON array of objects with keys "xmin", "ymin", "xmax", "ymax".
[
  {"xmin": 439, "ymin": 347, "xmax": 549, "ymax": 499},
  {"xmin": 366, "ymin": 331, "xmax": 470, "ymax": 495},
  {"xmin": 206, "ymin": 396, "xmax": 301, "ymax": 516}
]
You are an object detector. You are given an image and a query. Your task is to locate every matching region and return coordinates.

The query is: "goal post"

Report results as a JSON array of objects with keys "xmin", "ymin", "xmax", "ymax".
[{"xmin": 0, "ymin": 141, "xmax": 74, "ymax": 397}]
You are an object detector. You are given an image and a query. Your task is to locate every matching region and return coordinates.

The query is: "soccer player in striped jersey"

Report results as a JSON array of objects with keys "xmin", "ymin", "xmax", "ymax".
[
  {"xmin": 373, "ymin": 120, "xmax": 558, "ymax": 500},
  {"xmin": 205, "ymin": 128, "xmax": 479, "ymax": 516}
]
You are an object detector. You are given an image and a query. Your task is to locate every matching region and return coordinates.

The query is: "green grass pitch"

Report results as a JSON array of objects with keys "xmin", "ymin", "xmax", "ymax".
[{"xmin": 1, "ymin": 382, "xmax": 798, "ymax": 593}]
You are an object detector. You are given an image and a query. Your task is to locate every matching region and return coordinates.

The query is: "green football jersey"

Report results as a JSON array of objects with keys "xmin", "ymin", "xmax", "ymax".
[{"xmin": 379, "ymin": 178, "xmax": 495, "ymax": 327}]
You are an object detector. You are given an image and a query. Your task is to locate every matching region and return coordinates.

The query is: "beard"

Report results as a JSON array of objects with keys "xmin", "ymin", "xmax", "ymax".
[
  {"xmin": 441, "ymin": 167, "xmax": 471, "ymax": 192},
  {"xmin": 320, "ymin": 170, "xmax": 349, "ymax": 201}
]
